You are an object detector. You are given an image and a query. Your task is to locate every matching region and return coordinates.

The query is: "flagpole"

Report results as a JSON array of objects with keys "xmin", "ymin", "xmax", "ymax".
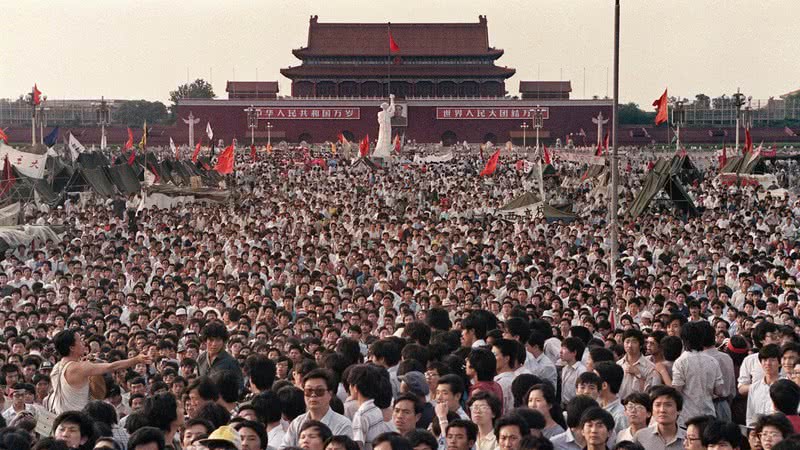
[
  {"xmin": 609, "ymin": 0, "xmax": 620, "ymax": 279},
  {"xmin": 387, "ymin": 23, "xmax": 392, "ymax": 100}
]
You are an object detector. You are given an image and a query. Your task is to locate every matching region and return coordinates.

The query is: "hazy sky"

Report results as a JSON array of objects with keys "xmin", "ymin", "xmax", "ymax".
[{"xmin": 2, "ymin": 0, "xmax": 797, "ymax": 108}]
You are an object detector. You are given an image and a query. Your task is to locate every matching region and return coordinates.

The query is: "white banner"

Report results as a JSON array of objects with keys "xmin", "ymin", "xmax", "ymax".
[
  {"xmin": 68, "ymin": 133, "xmax": 86, "ymax": 159},
  {"xmin": 413, "ymin": 152, "xmax": 454, "ymax": 164},
  {"xmin": 558, "ymin": 152, "xmax": 606, "ymax": 165},
  {"xmin": 0, "ymin": 142, "xmax": 47, "ymax": 179}
]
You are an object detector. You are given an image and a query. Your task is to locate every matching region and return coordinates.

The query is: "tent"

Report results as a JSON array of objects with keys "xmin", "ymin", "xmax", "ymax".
[
  {"xmin": 76, "ymin": 152, "xmax": 111, "ymax": 169},
  {"xmin": 351, "ymin": 158, "xmax": 381, "ymax": 173},
  {"xmin": 669, "ymin": 153, "xmax": 703, "ymax": 184},
  {"xmin": 65, "ymin": 167, "xmax": 117, "ymax": 197},
  {"xmin": 0, "ymin": 168, "xmax": 61, "ymax": 207},
  {"xmin": 628, "ymin": 158, "xmax": 698, "ymax": 218},
  {"xmin": 497, "ymin": 192, "xmax": 577, "ymax": 222},
  {"xmin": 721, "ymin": 153, "xmax": 767, "ymax": 175},
  {"xmin": 105, "ymin": 164, "xmax": 142, "ymax": 195}
]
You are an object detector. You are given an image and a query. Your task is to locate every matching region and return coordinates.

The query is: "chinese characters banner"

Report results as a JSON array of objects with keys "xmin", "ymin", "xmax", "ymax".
[
  {"xmin": 436, "ymin": 108, "xmax": 550, "ymax": 120},
  {"xmin": 256, "ymin": 108, "xmax": 361, "ymax": 120}
]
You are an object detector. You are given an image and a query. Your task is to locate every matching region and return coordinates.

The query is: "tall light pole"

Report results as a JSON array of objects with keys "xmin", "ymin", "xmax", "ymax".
[
  {"xmin": 609, "ymin": 0, "xmax": 621, "ymax": 277},
  {"xmin": 520, "ymin": 123, "xmax": 529, "ymax": 149},
  {"xmin": 93, "ymin": 97, "xmax": 110, "ymax": 150},
  {"xmin": 245, "ymin": 105, "xmax": 257, "ymax": 146},
  {"xmin": 38, "ymin": 102, "xmax": 50, "ymax": 145},
  {"xmin": 742, "ymin": 104, "xmax": 752, "ymax": 153},
  {"xmin": 673, "ymin": 99, "xmax": 686, "ymax": 152},
  {"xmin": 266, "ymin": 122, "xmax": 273, "ymax": 148},
  {"xmin": 732, "ymin": 88, "xmax": 746, "ymax": 153},
  {"xmin": 531, "ymin": 106, "xmax": 546, "ymax": 202}
]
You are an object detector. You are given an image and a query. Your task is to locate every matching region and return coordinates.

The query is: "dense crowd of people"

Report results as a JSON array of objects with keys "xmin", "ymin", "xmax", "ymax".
[{"xmin": 0, "ymin": 143, "xmax": 799, "ymax": 450}]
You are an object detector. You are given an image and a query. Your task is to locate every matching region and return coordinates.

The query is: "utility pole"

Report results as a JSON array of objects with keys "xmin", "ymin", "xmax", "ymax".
[
  {"xmin": 674, "ymin": 99, "xmax": 686, "ymax": 152},
  {"xmin": 245, "ymin": 105, "xmax": 257, "ymax": 146},
  {"xmin": 531, "ymin": 106, "xmax": 545, "ymax": 202},
  {"xmin": 520, "ymin": 123, "xmax": 529, "ymax": 149},
  {"xmin": 733, "ymin": 88, "xmax": 746, "ymax": 153},
  {"xmin": 610, "ymin": 0, "xmax": 621, "ymax": 278}
]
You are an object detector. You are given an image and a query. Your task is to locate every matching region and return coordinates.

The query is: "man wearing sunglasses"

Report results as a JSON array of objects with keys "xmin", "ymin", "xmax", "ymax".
[{"xmin": 279, "ymin": 369, "xmax": 352, "ymax": 449}]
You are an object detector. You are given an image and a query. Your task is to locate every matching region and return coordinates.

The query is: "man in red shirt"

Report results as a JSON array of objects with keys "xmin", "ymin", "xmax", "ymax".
[{"xmin": 466, "ymin": 348, "xmax": 504, "ymax": 412}]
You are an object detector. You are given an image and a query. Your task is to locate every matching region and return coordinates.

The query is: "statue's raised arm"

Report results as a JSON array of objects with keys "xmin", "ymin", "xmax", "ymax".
[{"xmin": 388, "ymin": 94, "xmax": 396, "ymax": 115}]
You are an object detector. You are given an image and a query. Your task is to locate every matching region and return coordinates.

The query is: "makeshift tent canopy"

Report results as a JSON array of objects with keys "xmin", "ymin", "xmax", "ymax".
[
  {"xmin": 721, "ymin": 153, "xmax": 767, "ymax": 175},
  {"xmin": 351, "ymin": 158, "xmax": 381, "ymax": 172},
  {"xmin": 76, "ymin": 152, "xmax": 111, "ymax": 169},
  {"xmin": 0, "ymin": 168, "xmax": 61, "ymax": 207},
  {"xmin": 0, "ymin": 225, "xmax": 63, "ymax": 257},
  {"xmin": 105, "ymin": 164, "xmax": 141, "ymax": 195},
  {"xmin": 669, "ymin": 153, "xmax": 703, "ymax": 184},
  {"xmin": 498, "ymin": 192, "xmax": 542, "ymax": 211},
  {"xmin": 497, "ymin": 192, "xmax": 577, "ymax": 222},
  {"xmin": 65, "ymin": 167, "xmax": 117, "ymax": 197},
  {"xmin": 628, "ymin": 158, "xmax": 698, "ymax": 218}
]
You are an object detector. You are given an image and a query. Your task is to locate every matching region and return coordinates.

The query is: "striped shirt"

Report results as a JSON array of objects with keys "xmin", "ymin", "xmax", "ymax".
[{"xmin": 352, "ymin": 399, "xmax": 393, "ymax": 450}]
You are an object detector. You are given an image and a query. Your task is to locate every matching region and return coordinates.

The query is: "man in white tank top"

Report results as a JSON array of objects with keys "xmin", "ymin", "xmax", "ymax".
[{"xmin": 47, "ymin": 329, "xmax": 152, "ymax": 414}]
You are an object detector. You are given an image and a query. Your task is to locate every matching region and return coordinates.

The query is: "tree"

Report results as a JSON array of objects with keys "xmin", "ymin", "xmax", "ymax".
[
  {"xmin": 114, "ymin": 100, "xmax": 169, "ymax": 126},
  {"xmin": 694, "ymin": 94, "xmax": 711, "ymax": 109},
  {"xmin": 618, "ymin": 102, "xmax": 656, "ymax": 125},
  {"xmin": 169, "ymin": 79, "xmax": 215, "ymax": 104}
]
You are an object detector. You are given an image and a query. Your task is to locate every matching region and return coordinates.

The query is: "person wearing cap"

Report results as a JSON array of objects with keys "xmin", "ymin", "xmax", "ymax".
[
  {"xmin": 200, "ymin": 425, "xmax": 242, "ymax": 450},
  {"xmin": 399, "ymin": 371, "xmax": 433, "ymax": 429},
  {"xmin": 2, "ymin": 382, "xmax": 35, "ymax": 423}
]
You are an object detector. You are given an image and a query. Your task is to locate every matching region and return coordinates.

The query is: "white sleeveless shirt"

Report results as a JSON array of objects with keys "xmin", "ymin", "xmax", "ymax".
[{"xmin": 48, "ymin": 360, "xmax": 90, "ymax": 414}]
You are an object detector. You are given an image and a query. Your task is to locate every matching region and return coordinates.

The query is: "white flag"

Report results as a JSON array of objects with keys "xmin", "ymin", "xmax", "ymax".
[
  {"xmin": 206, "ymin": 122, "xmax": 213, "ymax": 140},
  {"xmin": 0, "ymin": 142, "xmax": 47, "ymax": 179},
  {"xmin": 68, "ymin": 133, "xmax": 86, "ymax": 160},
  {"xmin": 100, "ymin": 133, "xmax": 107, "ymax": 150},
  {"xmin": 169, "ymin": 137, "xmax": 177, "ymax": 155}
]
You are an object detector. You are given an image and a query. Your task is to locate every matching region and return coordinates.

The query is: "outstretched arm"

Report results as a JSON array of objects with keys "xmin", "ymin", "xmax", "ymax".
[{"xmin": 72, "ymin": 354, "xmax": 152, "ymax": 379}]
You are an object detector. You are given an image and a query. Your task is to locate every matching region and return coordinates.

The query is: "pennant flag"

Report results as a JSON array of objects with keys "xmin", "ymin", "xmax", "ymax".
[
  {"xmin": 0, "ymin": 156, "xmax": 14, "ymax": 198},
  {"xmin": 389, "ymin": 31, "xmax": 400, "ymax": 53},
  {"xmin": 215, "ymin": 144, "xmax": 235, "ymax": 174},
  {"xmin": 480, "ymin": 150, "xmax": 501, "ymax": 177},
  {"xmin": 744, "ymin": 127, "xmax": 752, "ymax": 155},
  {"xmin": 337, "ymin": 133, "xmax": 346, "ymax": 144},
  {"xmin": 124, "ymin": 128, "xmax": 134, "ymax": 150},
  {"xmin": 170, "ymin": 137, "xmax": 178, "ymax": 159},
  {"xmin": 43, "ymin": 127, "xmax": 59, "ymax": 148},
  {"xmin": 719, "ymin": 147, "xmax": 728, "ymax": 170},
  {"xmin": 206, "ymin": 122, "xmax": 214, "ymax": 140},
  {"xmin": 250, "ymin": 144, "xmax": 257, "ymax": 162},
  {"xmin": 394, "ymin": 134, "xmax": 401, "ymax": 153},
  {"xmin": 652, "ymin": 89, "xmax": 668, "ymax": 125},
  {"xmin": 785, "ymin": 126, "xmax": 797, "ymax": 137},
  {"xmin": 192, "ymin": 140, "xmax": 202, "ymax": 163},
  {"xmin": 359, "ymin": 135, "xmax": 370, "ymax": 157},
  {"xmin": 0, "ymin": 128, "xmax": 7, "ymax": 144},
  {"xmin": 33, "ymin": 84, "xmax": 42, "ymax": 106},
  {"xmin": 139, "ymin": 121, "xmax": 148, "ymax": 150},
  {"xmin": 543, "ymin": 145, "xmax": 552, "ymax": 165},
  {"xmin": 68, "ymin": 133, "xmax": 86, "ymax": 159}
]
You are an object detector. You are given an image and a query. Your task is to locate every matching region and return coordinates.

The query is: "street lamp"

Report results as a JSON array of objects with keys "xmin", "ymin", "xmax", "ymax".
[
  {"xmin": 266, "ymin": 122, "xmax": 273, "ymax": 148},
  {"xmin": 37, "ymin": 102, "xmax": 50, "ymax": 146},
  {"xmin": 531, "ymin": 105, "xmax": 545, "ymax": 152},
  {"xmin": 732, "ymin": 88, "xmax": 746, "ymax": 152},
  {"xmin": 673, "ymin": 98, "xmax": 686, "ymax": 152},
  {"xmin": 244, "ymin": 105, "xmax": 258, "ymax": 146},
  {"xmin": 520, "ymin": 123, "xmax": 529, "ymax": 149},
  {"xmin": 93, "ymin": 97, "xmax": 111, "ymax": 150}
]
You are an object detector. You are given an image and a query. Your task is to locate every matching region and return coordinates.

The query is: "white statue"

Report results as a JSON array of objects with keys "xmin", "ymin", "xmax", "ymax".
[{"xmin": 373, "ymin": 94, "xmax": 395, "ymax": 158}]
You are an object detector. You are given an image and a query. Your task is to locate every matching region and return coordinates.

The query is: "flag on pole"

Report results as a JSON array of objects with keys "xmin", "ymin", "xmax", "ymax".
[
  {"xmin": 359, "ymin": 135, "xmax": 370, "ymax": 157},
  {"xmin": 33, "ymin": 84, "xmax": 42, "ymax": 106},
  {"xmin": 653, "ymin": 89, "xmax": 668, "ymax": 125},
  {"xmin": 170, "ymin": 137, "xmax": 178, "ymax": 159},
  {"xmin": 0, "ymin": 156, "xmax": 14, "ymax": 198},
  {"xmin": 215, "ymin": 144, "xmax": 235, "ymax": 174},
  {"xmin": 0, "ymin": 128, "xmax": 7, "ymax": 144},
  {"xmin": 124, "ymin": 128, "xmax": 134, "ymax": 150},
  {"xmin": 68, "ymin": 133, "xmax": 86, "ymax": 159},
  {"xmin": 206, "ymin": 122, "xmax": 213, "ymax": 140},
  {"xmin": 192, "ymin": 141, "xmax": 202, "ymax": 163},
  {"xmin": 127, "ymin": 146, "xmax": 136, "ymax": 166},
  {"xmin": 389, "ymin": 31, "xmax": 400, "ymax": 53},
  {"xmin": 543, "ymin": 145, "xmax": 552, "ymax": 165},
  {"xmin": 337, "ymin": 133, "xmax": 346, "ymax": 144},
  {"xmin": 480, "ymin": 150, "xmax": 501, "ymax": 177},
  {"xmin": 250, "ymin": 144, "xmax": 257, "ymax": 162},
  {"xmin": 138, "ymin": 121, "xmax": 148, "ymax": 150},
  {"xmin": 744, "ymin": 127, "xmax": 753, "ymax": 155},
  {"xmin": 44, "ymin": 127, "xmax": 60, "ymax": 147}
]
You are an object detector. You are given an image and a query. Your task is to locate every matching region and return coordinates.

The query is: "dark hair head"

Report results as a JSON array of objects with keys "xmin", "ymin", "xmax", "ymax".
[
  {"xmin": 564, "ymin": 395, "xmax": 599, "ymax": 428},
  {"xmin": 187, "ymin": 376, "xmax": 220, "ymax": 402},
  {"xmin": 403, "ymin": 321, "xmax": 432, "ymax": 346},
  {"xmin": 437, "ymin": 374, "xmax": 465, "ymax": 396},
  {"xmin": 324, "ymin": 436, "xmax": 360, "ymax": 450},
  {"xmin": 588, "ymin": 347, "xmax": 615, "ymax": 365},
  {"xmin": 755, "ymin": 413, "xmax": 795, "ymax": 440},
  {"xmin": 372, "ymin": 432, "xmax": 413, "ymax": 450},
  {"xmin": 649, "ymin": 385, "xmax": 683, "ymax": 412},
  {"xmin": 200, "ymin": 321, "xmax": 229, "ymax": 343},
  {"xmin": 462, "ymin": 314, "xmax": 488, "ymax": 340},
  {"xmin": 195, "ymin": 402, "xmax": 231, "ymax": 429},
  {"xmin": 53, "ymin": 410, "xmax": 95, "ymax": 442},
  {"xmin": 234, "ymin": 420, "xmax": 268, "ymax": 450},
  {"xmin": 511, "ymin": 407, "xmax": 546, "ymax": 432},
  {"xmin": 770, "ymin": 379, "xmax": 800, "ymax": 415},
  {"xmin": 244, "ymin": 355, "xmax": 276, "ymax": 391},
  {"xmin": 576, "ymin": 371, "xmax": 603, "ymax": 390},
  {"xmin": 299, "ymin": 420, "xmax": 333, "ymax": 442},
  {"xmin": 511, "ymin": 374, "xmax": 543, "ymax": 408},
  {"xmin": 53, "ymin": 329, "xmax": 80, "ymax": 357},
  {"xmin": 622, "ymin": 329, "xmax": 644, "ymax": 347},
  {"xmin": 32, "ymin": 437, "xmax": 71, "ymax": 450},
  {"xmin": 562, "ymin": 337, "xmax": 586, "ymax": 361},
  {"xmin": 760, "ymin": 343, "xmax": 782, "ymax": 361},
  {"xmin": 347, "ymin": 364, "xmax": 382, "ymax": 400},
  {"xmin": 660, "ymin": 336, "xmax": 684, "ymax": 362},
  {"xmin": 593, "ymin": 361, "xmax": 624, "ymax": 394},
  {"xmin": 128, "ymin": 426, "xmax": 166, "ymax": 450},
  {"xmin": 685, "ymin": 415, "xmax": 714, "ymax": 442},
  {"xmin": 83, "ymin": 400, "xmax": 119, "ymax": 426},
  {"xmin": 467, "ymin": 390, "xmax": 502, "ymax": 421},
  {"xmin": 276, "ymin": 385, "xmax": 306, "ymax": 422},
  {"xmin": 302, "ymin": 368, "xmax": 336, "ymax": 392},
  {"xmin": 525, "ymin": 384, "xmax": 565, "ymax": 428},
  {"xmin": 680, "ymin": 322, "xmax": 706, "ymax": 352},
  {"xmin": 426, "ymin": 308, "xmax": 452, "ymax": 331},
  {"xmin": 143, "ymin": 392, "xmax": 179, "ymax": 432},
  {"xmin": 212, "ymin": 369, "xmax": 243, "ymax": 404},
  {"xmin": 622, "ymin": 392, "xmax": 652, "ymax": 414},
  {"xmin": 505, "ymin": 318, "xmax": 531, "ymax": 343},
  {"xmin": 492, "ymin": 338, "xmax": 520, "ymax": 368},
  {"xmin": 467, "ymin": 348, "xmax": 497, "ymax": 381},
  {"xmin": 406, "ymin": 430, "xmax": 438, "ymax": 450},
  {"xmin": 701, "ymin": 420, "xmax": 741, "ymax": 448},
  {"xmin": 493, "ymin": 414, "xmax": 530, "ymax": 440},
  {"xmin": 446, "ymin": 419, "xmax": 478, "ymax": 443},
  {"xmin": 578, "ymin": 407, "xmax": 615, "ymax": 433}
]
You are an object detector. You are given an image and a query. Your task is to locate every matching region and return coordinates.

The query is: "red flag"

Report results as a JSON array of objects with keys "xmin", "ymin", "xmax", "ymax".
[
  {"xmin": 389, "ymin": 32, "xmax": 400, "ymax": 53},
  {"xmin": 250, "ymin": 144, "xmax": 257, "ymax": 162},
  {"xmin": 652, "ymin": 89, "xmax": 668, "ymax": 125},
  {"xmin": 0, "ymin": 128, "xmax": 7, "ymax": 144},
  {"xmin": 719, "ymin": 147, "xmax": 727, "ymax": 169},
  {"xmin": 127, "ymin": 147, "xmax": 136, "ymax": 166},
  {"xmin": 480, "ymin": 150, "xmax": 501, "ymax": 177},
  {"xmin": 337, "ymin": 133, "xmax": 346, "ymax": 144},
  {"xmin": 596, "ymin": 132, "xmax": 609, "ymax": 156},
  {"xmin": 0, "ymin": 156, "xmax": 15, "ymax": 198},
  {"xmin": 192, "ymin": 141, "xmax": 202, "ymax": 163},
  {"xmin": 743, "ymin": 127, "xmax": 753, "ymax": 155},
  {"xmin": 394, "ymin": 134, "xmax": 401, "ymax": 153},
  {"xmin": 33, "ymin": 84, "xmax": 42, "ymax": 106},
  {"xmin": 359, "ymin": 135, "xmax": 370, "ymax": 157},
  {"xmin": 148, "ymin": 163, "xmax": 161, "ymax": 184},
  {"xmin": 543, "ymin": 145, "xmax": 551, "ymax": 165},
  {"xmin": 215, "ymin": 144, "xmax": 235, "ymax": 174},
  {"xmin": 124, "ymin": 128, "xmax": 134, "ymax": 150}
]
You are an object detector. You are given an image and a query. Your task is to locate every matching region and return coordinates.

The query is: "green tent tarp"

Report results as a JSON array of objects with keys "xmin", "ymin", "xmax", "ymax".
[
  {"xmin": 105, "ymin": 164, "xmax": 141, "ymax": 195},
  {"xmin": 628, "ymin": 158, "xmax": 698, "ymax": 218}
]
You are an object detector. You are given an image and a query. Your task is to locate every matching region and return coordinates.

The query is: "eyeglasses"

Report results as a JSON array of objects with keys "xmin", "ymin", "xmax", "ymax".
[
  {"xmin": 624, "ymin": 404, "xmax": 646, "ymax": 413},
  {"xmin": 760, "ymin": 430, "xmax": 783, "ymax": 440},
  {"xmin": 304, "ymin": 387, "xmax": 328, "ymax": 397},
  {"xmin": 424, "ymin": 371, "xmax": 439, "ymax": 379}
]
